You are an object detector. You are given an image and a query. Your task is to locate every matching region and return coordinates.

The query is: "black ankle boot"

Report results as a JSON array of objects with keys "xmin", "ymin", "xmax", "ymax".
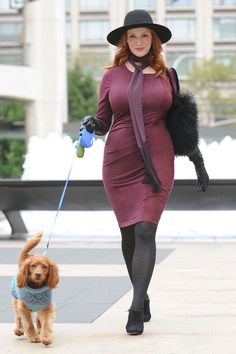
[
  {"xmin": 143, "ymin": 295, "xmax": 151, "ymax": 322},
  {"xmin": 126, "ymin": 310, "xmax": 144, "ymax": 335}
]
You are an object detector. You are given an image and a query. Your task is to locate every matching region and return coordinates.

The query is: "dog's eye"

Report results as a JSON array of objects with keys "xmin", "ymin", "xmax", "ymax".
[
  {"xmin": 31, "ymin": 264, "xmax": 36, "ymax": 268},
  {"xmin": 42, "ymin": 265, "xmax": 47, "ymax": 269}
]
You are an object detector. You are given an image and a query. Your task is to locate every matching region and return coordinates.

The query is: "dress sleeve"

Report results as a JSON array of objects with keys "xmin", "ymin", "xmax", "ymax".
[
  {"xmin": 167, "ymin": 67, "xmax": 180, "ymax": 93},
  {"xmin": 95, "ymin": 69, "xmax": 113, "ymax": 136}
]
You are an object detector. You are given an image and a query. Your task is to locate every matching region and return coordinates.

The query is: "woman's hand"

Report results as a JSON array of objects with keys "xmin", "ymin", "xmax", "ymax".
[
  {"xmin": 194, "ymin": 161, "xmax": 209, "ymax": 192},
  {"xmin": 81, "ymin": 116, "xmax": 99, "ymax": 133},
  {"xmin": 188, "ymin": 147, "xmax": 209, "ymax": 192}
]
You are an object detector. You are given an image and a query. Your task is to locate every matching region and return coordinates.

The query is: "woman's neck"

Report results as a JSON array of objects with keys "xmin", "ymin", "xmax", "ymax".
[
  {"xmin": 125, "ymin": 58, "xmax": 156, "ymax": 74},
  {"xmin": 128, "ymin": 53, "xmax": 149, "ymax": 70}
]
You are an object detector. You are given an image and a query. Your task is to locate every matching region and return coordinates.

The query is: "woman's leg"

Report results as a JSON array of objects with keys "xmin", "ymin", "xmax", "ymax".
[
  {"xmin": 120, "ymin": 222, "xmax": 154, "ymax": 325},
  {"xmin": 130, "ymin": 221, "xmax": 157, "ymax": 311},
  {"xmin": 120, "ymin": 224, "xmax": 135, "ymax": 283}
]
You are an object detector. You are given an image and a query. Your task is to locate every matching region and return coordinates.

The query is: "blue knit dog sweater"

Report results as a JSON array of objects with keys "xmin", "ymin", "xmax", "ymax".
[{"xmin": 11, "ymin": 276, "xmax": 52, "ymax": 312}]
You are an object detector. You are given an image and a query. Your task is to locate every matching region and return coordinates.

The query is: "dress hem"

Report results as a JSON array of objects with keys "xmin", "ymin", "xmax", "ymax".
[{"xmin": 118, "ymin": 216, "xmax": 161, "ymax": 228}]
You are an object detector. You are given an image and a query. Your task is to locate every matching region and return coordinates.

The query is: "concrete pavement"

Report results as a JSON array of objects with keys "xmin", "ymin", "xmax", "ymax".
[{"xmin": 0, "ymin": 241, "xmax": 236, "ymax": 354}]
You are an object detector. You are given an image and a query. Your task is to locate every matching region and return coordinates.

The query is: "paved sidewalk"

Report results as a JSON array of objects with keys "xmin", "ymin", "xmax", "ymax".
[{"xmin": 1, "ymin": 241, "xmax": 236, "ymax": 354}]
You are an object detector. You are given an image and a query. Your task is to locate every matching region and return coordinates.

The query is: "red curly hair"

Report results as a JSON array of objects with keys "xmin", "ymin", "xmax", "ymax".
[{"xmin": 106, "ymin": 29, "xmax": 166, "ymax": 77}]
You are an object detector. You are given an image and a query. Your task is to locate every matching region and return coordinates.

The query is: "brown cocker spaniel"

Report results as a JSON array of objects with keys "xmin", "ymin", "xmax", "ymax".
[{"xmin": 11, "ymin": 231, "xmax": 59, "ymax": 346}]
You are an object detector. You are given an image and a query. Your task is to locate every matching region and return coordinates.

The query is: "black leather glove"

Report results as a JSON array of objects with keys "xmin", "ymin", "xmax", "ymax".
[
  {"xmin": 188, "ymin": 147, "xmax": 209, "ymax": 192},
  {"xmin": 81, "ymin": 116, "xmax": 99, "ymax": 133}
]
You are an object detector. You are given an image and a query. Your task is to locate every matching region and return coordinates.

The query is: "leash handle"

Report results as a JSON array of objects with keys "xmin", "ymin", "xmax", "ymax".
[{"xmin": 76, "ymin": 127, "xmax": 95, "ymax": 158}]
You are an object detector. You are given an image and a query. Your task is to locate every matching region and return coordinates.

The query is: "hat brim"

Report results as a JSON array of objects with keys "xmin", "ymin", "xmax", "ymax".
[{"xmin": 107, "ymin": 23, "xmax": 172, "ymax": 46}]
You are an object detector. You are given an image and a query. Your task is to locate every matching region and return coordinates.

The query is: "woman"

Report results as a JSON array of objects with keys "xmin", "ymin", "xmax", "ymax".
[{"xmin": 82, "ymin": 9, "xmax": 209, "ymax": 335}]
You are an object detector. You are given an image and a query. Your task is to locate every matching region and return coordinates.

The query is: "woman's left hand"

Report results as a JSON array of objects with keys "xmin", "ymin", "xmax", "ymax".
[{"xmin": 194, "ymin": 163, "xmax": 209, "ymax": 192}]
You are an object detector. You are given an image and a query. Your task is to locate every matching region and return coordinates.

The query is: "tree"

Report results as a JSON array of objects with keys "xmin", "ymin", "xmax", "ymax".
[
  {"xmin": 0, "ymin": 99, "xmax": 25, "ymax": 178},
  {"xmin": 67, "ymin": 60, "xmax": 98, "ymax": 122},
  {"xmin": 186, "ymin": 58, "xmax": 236, "ymax": 126},
  {"xmin": 0, "ymin": 99, "xmax": 25, "ymax": 123},
  {"xmin": 0, "ymin": 139, "xmax": 25, "ymax": 178}
]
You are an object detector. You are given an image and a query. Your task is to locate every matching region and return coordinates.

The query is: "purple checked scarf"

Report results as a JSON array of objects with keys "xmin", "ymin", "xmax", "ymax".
[{"xmin": 127, "ymin": 53, "xmax": 161, "ymax": 193}]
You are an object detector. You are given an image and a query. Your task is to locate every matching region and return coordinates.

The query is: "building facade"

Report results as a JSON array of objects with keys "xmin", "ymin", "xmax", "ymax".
[
  {"xmin": 0, "ymin": 0, "xmax": 235, "ymax": 78},
  {"xmin": 0, "ymin": 0, "xmax": 67, "ymax": 139}
]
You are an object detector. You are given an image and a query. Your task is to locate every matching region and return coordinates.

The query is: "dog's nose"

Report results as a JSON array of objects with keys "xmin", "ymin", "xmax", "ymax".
[{"xmin": 35, "ymin": 272, "xmax": 41, "ymax": 277}]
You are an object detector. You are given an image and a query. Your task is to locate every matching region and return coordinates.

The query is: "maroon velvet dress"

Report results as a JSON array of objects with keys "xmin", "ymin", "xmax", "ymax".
[{"xmin": 96, "ymin": 65, "xmax": 174, "ymax": 227}]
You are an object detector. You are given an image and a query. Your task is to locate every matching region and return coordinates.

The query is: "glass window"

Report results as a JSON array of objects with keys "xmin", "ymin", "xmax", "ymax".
[
  {"xmin": 166, "ymin": 0, "xmax": 195, "ymax": 6},
  {"xmin": 0, "ymin": 22, "xmax": 22, "ymax": 42},
  {"xmin": 214, "ymin": 51, "xmax": 234, "ymax": 64},
  {"xmin": 80, "ymin": 0, "xmax": 108, "ymax": 10},
  {"xmin": 133, "ymin": 0, "xmax": 155, "ymax": 7},
  {"xmin": 214, "ymin": 18, "xmax": 236, "ymax": 39},
  {"xmin": 214, "ymin": 51, "xmax": 236, "ymax": 71},
  {"xmin": 0, "ymin": 52, "xmax": 24, "ymax": 66},
  {"xmin": 66, "ymin": 21, "xmax": 71, "ymax": 44},
  {"xmin": 9, "ymin": 0, "xmax": 23, "ymax": 10},
  {"xmin": 166, "ymin": 19, "xmax": 195, "ymax": 40},
  {"xmin": 213, "ymin": 0, "xmax": 236, "ymax": 5},
  {"xmin": 0, "ymin": 0, "xmax": 11, "ymax": 11},
  {"xmin": 65, "ymin": 0, "xmax": 70, "ymax": 10},
  {"xmin": 80, "ymin": 20, "xmax": 108, "ymax": 43},
  {"xmin": 165, "ymin": 51, "xmax": 196, "ymax": 76}
]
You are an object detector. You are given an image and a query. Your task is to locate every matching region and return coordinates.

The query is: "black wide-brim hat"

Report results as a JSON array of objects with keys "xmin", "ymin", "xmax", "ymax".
[{"xmin": 107, "ymin": 9, "xmax": 172, "ymax": 46}]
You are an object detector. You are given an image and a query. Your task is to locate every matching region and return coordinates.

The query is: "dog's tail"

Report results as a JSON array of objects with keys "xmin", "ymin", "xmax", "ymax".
[{"xmin": 18, "ymin": 231, "xmax": 43, "ymax": 266}]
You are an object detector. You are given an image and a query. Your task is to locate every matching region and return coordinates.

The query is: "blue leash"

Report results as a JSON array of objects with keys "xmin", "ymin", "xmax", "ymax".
[
  {"xmin": 43, "ymin": 127, "xmax": 94, "ymax": 255},
  {"xmin": 43, "ymin": 155, "xmax": 76, "ymax": 255}
]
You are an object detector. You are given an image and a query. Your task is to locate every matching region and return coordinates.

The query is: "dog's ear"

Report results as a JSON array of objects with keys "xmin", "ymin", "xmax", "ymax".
[
  {"xmin": 47, "ymin": 260, "xmax": 59, "ymax": 289},
  {"xmin": 17, "ymin": 260, "xmax": 30, "ymax": 288}
]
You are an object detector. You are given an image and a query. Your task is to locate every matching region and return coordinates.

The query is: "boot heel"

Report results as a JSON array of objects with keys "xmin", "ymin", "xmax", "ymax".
[
  {"xmin": 143, "ymin": 297, "xmax": 151, "ymax": 322},
  {"xmin": 126, "ymin": 310, "xmax": 144, "ymax": 335}
]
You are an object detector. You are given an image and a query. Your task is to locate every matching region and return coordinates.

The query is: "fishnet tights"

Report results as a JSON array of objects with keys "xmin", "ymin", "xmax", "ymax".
[{"xmin": 120, "ymin": 221, "xmax": 157, "ymax": 311}]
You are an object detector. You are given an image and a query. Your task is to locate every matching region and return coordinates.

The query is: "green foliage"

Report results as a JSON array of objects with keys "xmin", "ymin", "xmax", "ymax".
[
  {"xmin": 68, "ymin": 60, "xmax": 98, "ymax": 122},
  {"xmin": 188, "ymin": 58, "xmax": 235, "ymax": 86},
  {"xmin": 0, "ymin": 99, "xmax": 25, "ymax": 123},
  {"xmin": 0, "ymin": 99, "xmax": 25, "ymax": 178},
  {"xmin": 0, "ymin": 139, "xmax": 25, "ymax": 178},
  {"xmin": 187, "ymin": 58, "xmax": 236, "ymax": 125}
]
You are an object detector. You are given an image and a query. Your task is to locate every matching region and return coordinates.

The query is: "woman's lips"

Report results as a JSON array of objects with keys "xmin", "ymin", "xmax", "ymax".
[{"xmin": 135, "ymin": 48, "xmax": 145, "ymax": 51}]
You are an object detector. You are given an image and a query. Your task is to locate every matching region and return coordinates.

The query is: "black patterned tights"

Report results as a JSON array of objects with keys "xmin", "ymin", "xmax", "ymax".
[{"xmin": 120, "ymin": 221, "xmax": 157, "ymax": 311}]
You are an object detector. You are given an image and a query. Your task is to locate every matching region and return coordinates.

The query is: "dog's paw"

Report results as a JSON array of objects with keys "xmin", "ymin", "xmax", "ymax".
[
  {"xmin": 14, "ymin": 328, "xmax": 24, "ymax": 336},
  {"xmin": 41, "ymin": 337, "xmax": 52, "ymax": 346},
  {"xmin": 29, "ymin": 335, "xmax": 41, "ymax": 343}
]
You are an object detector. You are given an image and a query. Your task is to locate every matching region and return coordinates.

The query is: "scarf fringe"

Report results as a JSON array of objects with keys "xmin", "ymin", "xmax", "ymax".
[{"xmin": 143, "ymin": 170, "xmax": 162, "ymax": 193}]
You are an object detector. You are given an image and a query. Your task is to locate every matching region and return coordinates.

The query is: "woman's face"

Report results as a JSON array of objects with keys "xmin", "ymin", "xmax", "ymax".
[{"xmin": 126, "ymin": 27, "xmax": 152, "ymax": 57}]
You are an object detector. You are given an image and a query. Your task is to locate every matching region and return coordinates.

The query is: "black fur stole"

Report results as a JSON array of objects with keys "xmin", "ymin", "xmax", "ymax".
[{"xmin": 166, "ymin": 90, "xmax": 199, "ymax": 156}]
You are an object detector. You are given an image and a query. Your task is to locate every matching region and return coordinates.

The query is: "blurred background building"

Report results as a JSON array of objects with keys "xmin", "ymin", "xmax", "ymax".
[
  {"xmin": 0, "ymin": 0, "xmax": 235, "ymax": 76},
  {"xmin": 65, "ymin": 0, "xmax": 236, "ymax": 78}
]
